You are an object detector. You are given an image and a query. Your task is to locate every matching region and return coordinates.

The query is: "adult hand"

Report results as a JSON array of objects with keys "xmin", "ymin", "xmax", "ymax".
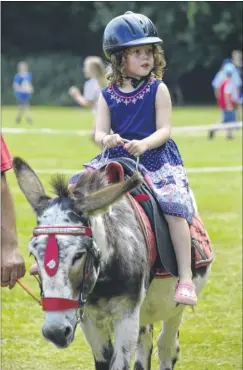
[
  {"xmin": 22, "ymin": 81, "xmax": 33, "ymax": 93},
  {"xmin": 102, "ymin": 134, "xmax": 124, "ymax": 148},
  {"xmin": 1, "ymin": 249, "xmax": 26, "ymax": 289},
  {"xmin": 124, "ymin": 140, "xmax": 148, "ymax": 157}
]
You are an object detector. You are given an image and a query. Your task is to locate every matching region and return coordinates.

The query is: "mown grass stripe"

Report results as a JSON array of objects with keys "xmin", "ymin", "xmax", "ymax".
[{"xmin": 33, "ymin": 166, "xmax": 242, "ymax": 175}]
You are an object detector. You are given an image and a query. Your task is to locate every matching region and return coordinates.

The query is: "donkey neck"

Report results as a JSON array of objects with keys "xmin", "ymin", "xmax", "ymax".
[{"xmin": 90, "ymin": 214, "xmax": 112, "ymax": 263}]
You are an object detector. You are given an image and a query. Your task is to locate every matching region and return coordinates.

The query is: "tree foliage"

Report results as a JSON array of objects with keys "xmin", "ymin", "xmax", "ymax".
[
  {"xmin": 91, "ymin": 1, "xmax": 242, "ymax": 77},
  {"xmin": 1, "ymin": 1, "xmax": 242, "ymax": 104}
]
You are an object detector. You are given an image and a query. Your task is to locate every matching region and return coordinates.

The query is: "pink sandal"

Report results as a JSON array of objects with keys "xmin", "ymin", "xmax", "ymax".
[{"xmin": 174, "ymin": 282, "xmax": 197, "ymax": 306}]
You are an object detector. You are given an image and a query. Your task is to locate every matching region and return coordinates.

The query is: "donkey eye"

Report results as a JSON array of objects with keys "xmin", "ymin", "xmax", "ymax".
[{"xmin": 72, "ymin": 252, "xmax": 84, "ymax": 264}]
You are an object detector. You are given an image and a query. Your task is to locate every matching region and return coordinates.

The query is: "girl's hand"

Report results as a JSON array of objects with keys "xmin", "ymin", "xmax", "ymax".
[
  {"xmin": 124, "ymin": 140, "xmax": 148, "ymax": 157},
  {"xmin": 69, "ymin": 86, "xmax": 81, "ymax": 98},
  {"xmin": 102, "ymin": 134, "xmax": 124, "ymax": 148},
  {"xmin": 21, "ymin": 81, "xmax": 33, "ymax": 93}
]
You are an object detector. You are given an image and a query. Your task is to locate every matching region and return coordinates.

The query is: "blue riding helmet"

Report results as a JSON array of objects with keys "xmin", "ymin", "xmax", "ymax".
[
  {"xmin": 223, "ymin": 63, "xmax": 235, "ymax": 76},
  {"xmin": 223, "ymin": 58, "xmax": 232, "ymax": 65},
  {"xmin": 103, "ymin": 11, "xmax": 162, "ymax": 60}
]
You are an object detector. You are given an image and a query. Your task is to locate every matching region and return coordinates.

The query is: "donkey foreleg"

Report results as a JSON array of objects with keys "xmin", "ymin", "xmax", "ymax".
[
  {"xmin": 157, "ymin": 311, "xmax": 183, "ymax": 370},
  {"xmin": 134, "ymin": 324, "xmax": 153, "ymax": 370},
  {"xmin": 110, "ymin": 306, "xmax": 140, "ymax": 370},
  {"xmin": 80, "ymin": 317, "xmax": 113, "ymax": 370}
]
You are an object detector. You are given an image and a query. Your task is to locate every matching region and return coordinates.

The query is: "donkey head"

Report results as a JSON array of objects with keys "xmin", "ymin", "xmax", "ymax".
[{"xmin": 13, "ymin": 157, "xmax": 142, "ymax": 348}]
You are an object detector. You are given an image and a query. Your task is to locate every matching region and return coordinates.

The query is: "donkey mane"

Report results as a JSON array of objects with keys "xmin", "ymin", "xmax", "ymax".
[
  {"xmin": 50, "ymin": 171, "xmax": 109, "ymax": 199},
  {"xmin": 50, "ymin": 174, "xmax": 70, "ymax": 197}
]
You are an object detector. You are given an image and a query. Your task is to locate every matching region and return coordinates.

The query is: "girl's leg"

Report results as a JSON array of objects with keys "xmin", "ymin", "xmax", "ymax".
[
  {"xmin": 165, "ymin": 215, "xmax": 192, "ymax": 283},
  {"xmin": 164, "ymin": 214, "xmax": 197, "ymax": 305},
  {"xmin": 23, "ymin": 102, "xmax": 32, "ymax": 124},
  {"xmin": 226, "ymin": 110, "xmax": 236, "ymax": 140},
  {"xmin": 16, "ymin": 104, "xmax": 25, "ymax": 123}
]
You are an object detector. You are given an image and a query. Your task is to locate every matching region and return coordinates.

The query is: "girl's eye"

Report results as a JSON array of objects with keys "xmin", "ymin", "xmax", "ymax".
[{"xmin": 72, "ymin": 252, "xmax": 84, "ymax": 264}]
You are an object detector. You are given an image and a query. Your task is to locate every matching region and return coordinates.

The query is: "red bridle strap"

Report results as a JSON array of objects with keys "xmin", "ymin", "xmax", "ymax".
[
  {"xmin": 33, "ymin": 225, "xmax": 92, "ymax": 237},
  {"xmin": 42, "ymin": 297, "xmax": 79, "ymax": 311},
  {"xmin": 32, "ymin": 225, "xmax": 93, "ymax": 311}
]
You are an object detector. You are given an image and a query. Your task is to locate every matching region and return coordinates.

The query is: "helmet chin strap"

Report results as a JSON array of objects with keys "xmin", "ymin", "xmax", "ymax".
[{"xmin": 124, "ymin": 69, "xmax": 153, "ymax": 88}]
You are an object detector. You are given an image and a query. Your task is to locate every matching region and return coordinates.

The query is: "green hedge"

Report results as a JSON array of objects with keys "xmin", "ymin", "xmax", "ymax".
[{"xmin": 1, "ymin": 54, "xmax": 85, "ymax": 105}]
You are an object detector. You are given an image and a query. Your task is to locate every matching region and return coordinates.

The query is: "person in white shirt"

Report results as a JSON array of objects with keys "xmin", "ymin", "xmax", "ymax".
[{"xmin": 69, "ymin": 56, "xmax": 106, "ymax": 141}]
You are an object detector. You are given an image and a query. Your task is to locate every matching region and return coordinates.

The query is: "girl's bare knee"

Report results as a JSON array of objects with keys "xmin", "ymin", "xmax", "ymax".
[{"xmin": 165, "ymin": 214, "xmax": 186, "ymax": 226}]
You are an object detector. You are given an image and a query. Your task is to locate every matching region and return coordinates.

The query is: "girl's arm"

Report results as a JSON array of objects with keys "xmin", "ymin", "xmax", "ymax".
[
  {"xmin": 142, "ymin": 82, "xmax": 172, "ymax": 150},
  {"xmin": 13, "ymin": 83, "xmax": 25, "ymax": 93},
  {"xmin": 95, "ymin": 93, "xmax": 124, "ymax": 147},
  {"xmin": 225, "ymin": 93, "xmax": 234, "ymax": 111},
  {"xmin": 95, "ymin": 93, "xmax": 111, "ymax": 145},
  {"xmin": 69, "ymin": 86, "xmax": 91, "ymax": 107}
]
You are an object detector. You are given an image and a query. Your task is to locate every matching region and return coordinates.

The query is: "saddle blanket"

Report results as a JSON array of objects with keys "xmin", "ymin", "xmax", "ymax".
[{"xmin": 105, "ymin": 160, "xmax": 213, "ymax": 278}]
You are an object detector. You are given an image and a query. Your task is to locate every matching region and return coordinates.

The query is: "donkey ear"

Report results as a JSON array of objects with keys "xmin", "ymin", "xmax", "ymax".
[
  {"xmin": 80, "ymin": 171, "xmax": 142, "ymax": 216},
  {"xmin": 13, "ymin": 157, "xmax": 50, "ymax": 212}
]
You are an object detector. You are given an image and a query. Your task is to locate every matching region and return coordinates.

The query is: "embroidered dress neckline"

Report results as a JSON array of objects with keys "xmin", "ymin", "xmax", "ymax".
[{"xmin": 112, "ymin": 77, "xmax": 154, "ymax": 98}]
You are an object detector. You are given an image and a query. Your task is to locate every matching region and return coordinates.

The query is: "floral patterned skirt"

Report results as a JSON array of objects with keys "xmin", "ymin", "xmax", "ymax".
[{"xmin": 71, "ymin": 139, "xmax": 195, "ymax": 224}]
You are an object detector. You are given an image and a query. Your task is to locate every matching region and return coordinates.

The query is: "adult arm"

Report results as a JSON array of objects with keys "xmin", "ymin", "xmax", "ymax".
[{"xmin": 1, "ymin": 173, "xmax": 26, "ymax": 289}]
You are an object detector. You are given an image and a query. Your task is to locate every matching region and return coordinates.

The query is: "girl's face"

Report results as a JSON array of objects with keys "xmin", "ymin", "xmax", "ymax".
[
  {"xmin": 18, "ymin": 62, "xmax": 28, "ymax": 74},
  {"xmin": 124, "ymin": 45, "xmax": 154, "ymax": 78}
]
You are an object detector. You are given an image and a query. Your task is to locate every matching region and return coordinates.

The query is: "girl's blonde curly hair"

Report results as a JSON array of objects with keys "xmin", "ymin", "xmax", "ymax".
[{"xmin": 106, "ymin": 44, "xmax": 166, "ymax": 87}]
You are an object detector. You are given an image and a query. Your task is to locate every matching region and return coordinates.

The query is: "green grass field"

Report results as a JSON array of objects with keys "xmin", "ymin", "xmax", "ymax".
[{"xmin": 1, "ymin": 106, "xmax": 242, "ymax": 370}]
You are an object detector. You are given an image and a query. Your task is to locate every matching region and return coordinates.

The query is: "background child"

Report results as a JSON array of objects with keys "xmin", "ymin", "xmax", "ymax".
[
  {"xmin": 69, "ymin": 56, "xmax": 106, "ymax": 140},
  {"xmin": 83, "ymin": 12, "xmax": 197, "ymax": 305},
  {"xmin": 209, "ymin": 64, "xmax": 239, "ymax": 139},
  {"xmin": 212, "ymin": 57, "xmax": 242, "ymax": 100},
  {"xmin": 13, "ymin": 61, "xmax": 33, "ymax": 124},
  {"xmin": 232, "ymin": 50, "xmax": 243, "ymax": 120}
]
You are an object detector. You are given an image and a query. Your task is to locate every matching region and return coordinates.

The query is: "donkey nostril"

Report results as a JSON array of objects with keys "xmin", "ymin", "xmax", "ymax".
[{"xmin": 64, "ymin": 326, "xmax": 71, "ymax": 337}]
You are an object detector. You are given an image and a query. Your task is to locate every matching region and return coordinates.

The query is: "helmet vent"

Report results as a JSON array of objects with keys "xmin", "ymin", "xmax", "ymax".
[
  {"xmin": 124, "ymin": 19, "xmax": 136, "ymax": 36},
  {"xmin": 139, "ymin": 19, "xmax": 147, "ymax": 35}
]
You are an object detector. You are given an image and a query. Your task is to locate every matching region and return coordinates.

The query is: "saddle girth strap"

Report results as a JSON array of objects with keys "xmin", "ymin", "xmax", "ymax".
[{"xmin": 126, "ymin": 193, "xmax": 157, "ymax": 267}]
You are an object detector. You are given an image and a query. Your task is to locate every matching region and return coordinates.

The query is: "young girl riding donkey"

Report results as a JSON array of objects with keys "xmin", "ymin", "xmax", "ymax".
[
  {"xmin": 34, "ymin": 11, "xmax": 198, "ymax": 306},
  {"xmin": 86, "ymin": 11, "xmax": 197, "ymax": 305}
]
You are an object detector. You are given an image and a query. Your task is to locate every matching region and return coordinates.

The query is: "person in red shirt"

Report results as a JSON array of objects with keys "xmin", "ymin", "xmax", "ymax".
[
  {"xmin": 209, "ymin": 65, "xmax": 238, "ymax": 139},
  {"xmin": 1, "ymin": 135, "xmax": 26, "ymax": 288}
]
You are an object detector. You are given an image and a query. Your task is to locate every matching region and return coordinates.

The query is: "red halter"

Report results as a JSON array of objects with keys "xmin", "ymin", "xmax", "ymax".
[{"xmin": 33, "ymin": 225, "xmax": 93, "ymax": 311}]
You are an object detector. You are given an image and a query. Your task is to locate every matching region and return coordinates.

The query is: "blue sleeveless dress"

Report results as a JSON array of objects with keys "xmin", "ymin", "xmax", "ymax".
[{"xmin": 76, "ymin": 77, "xmax": 195, "ymax": 224}]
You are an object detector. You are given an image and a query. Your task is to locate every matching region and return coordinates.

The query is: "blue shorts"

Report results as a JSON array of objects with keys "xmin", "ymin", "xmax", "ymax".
[
  {"xmin": 222, "ymin": 110, "xmax": 236, "ymax": 123},
  {"xmin": 14, "ymin": 92, "xmax": 31, "ymax": 105}
]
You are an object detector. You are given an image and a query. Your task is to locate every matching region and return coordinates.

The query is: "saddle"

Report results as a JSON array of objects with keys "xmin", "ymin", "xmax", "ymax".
[{"xmin": 104, "ymin": 159, "xmax": 213, "ymax": 279}]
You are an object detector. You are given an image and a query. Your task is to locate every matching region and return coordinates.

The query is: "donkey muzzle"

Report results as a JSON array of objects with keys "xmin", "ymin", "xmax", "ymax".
[{"xmin": 42, "ymin": 314, "xmax": 74, "ymax": 348}]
